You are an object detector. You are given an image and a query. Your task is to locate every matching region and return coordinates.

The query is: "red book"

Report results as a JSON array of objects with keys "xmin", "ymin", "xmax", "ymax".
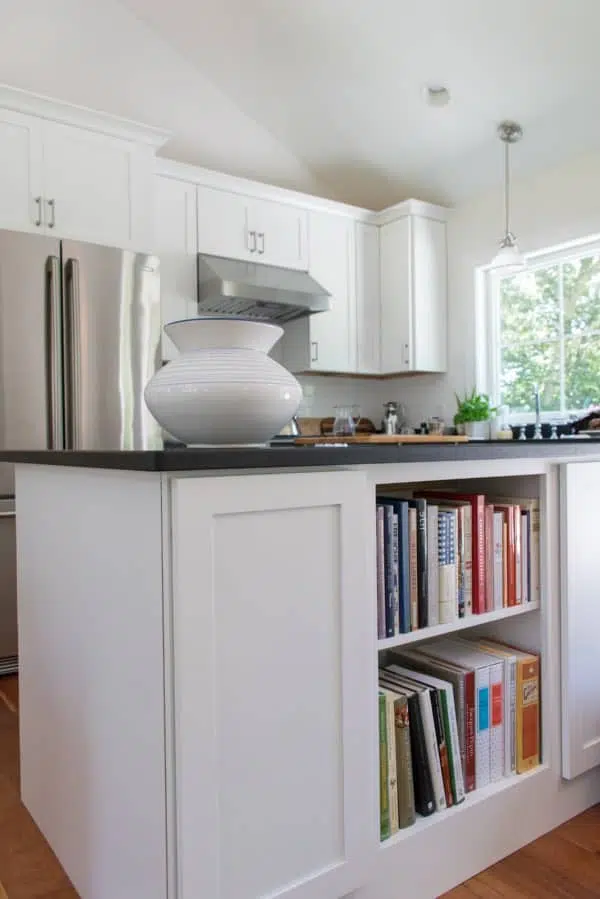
[
  {"xmin": 419, "ymin": 491, "xmax": 486, "ymax": 614},
  {"xmin": 485, "ymin": 504, "xmax": 495, "ymax": 612}
]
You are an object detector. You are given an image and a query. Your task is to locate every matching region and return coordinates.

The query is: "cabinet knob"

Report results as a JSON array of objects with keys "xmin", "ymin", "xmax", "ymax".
[
  {"xmin": 257, "ymin": 232, "xmax": 265, "ymax": 255},
  {"xmin": 47, "ymin": 199, "xmax": 56, "ymax": 229},
  {"xmin": 248, "ymin": 230, "xmax": 257, "ymax": 253},
  {"xmin": 33, "ymin": 196, "xmax": 42, "ymax": 227},
  {"xmin": 403, "ymin": 342, "xmax": 409, "ymax": 367}
]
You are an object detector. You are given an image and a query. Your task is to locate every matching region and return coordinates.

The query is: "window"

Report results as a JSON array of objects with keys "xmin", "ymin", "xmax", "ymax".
[{"xmin": 486, "ymin": 240, "xmax": 600, "ymax": 420}]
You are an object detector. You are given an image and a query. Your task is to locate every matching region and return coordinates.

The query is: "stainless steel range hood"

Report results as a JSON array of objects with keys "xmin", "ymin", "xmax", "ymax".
[{"xmin": 196, "ymin": 253, "xmax": 331, "ymax": 323}]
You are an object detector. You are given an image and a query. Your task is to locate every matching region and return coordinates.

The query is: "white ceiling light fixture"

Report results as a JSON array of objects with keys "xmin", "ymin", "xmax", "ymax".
[
  {"xmin": 424, "ymin": 85, "xmax": 451, "ymax": 107},
  {"xmin": 491, "ymin": 120, "xmax": 526, "ymax": 272}
]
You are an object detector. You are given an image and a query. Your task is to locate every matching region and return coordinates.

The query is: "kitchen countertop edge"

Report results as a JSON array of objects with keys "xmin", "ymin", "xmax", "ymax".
[{"xmin": 3, "ymin": 439, "xmax": 600, "ymax": 471}]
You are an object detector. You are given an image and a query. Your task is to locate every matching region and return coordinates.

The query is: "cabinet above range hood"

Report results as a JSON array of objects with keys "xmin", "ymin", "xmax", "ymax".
[{"xmin": 196, "ymin": 253, "xmax": 331, "ymax": 323}]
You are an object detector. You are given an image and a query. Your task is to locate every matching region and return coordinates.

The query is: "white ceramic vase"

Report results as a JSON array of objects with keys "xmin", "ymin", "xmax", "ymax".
[{"xmin": 144, "ymin": 317, "xmax": 302, "ymax": 446}]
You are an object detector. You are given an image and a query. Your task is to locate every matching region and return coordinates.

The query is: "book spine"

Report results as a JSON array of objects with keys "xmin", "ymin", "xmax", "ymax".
[
  {"xmin": 408, "ymin": 508, "xmax": 418, "ymax": 630},
  {"xmin": 475, "ymin": 668, "xmax": 491, "ymax": 789},
  {"xmin": 376, "ymin": 507, "xmax": 386, "ymax": 638},
  {"xmin": 508, "ymin": 659, "xmax": 517, "ymax": 775},
  {"xmin": 474, "ymin": 496, "xmax": 486, "ymax": 614},
  {"xmin": 385, "ymin": 693, "xmax": 399, "ymax": 833},
  {"xmin": 517, "ymin": 656, "xmax": 540, "ymax": 772},
  {"xmin": 427, "ymin": 505, "xmax": 439, "ymax": 627},
  {"xmin": 456, "ymin": 507, "xmax": 466, "ymax": 618},
  {"xmin": 399, "ymin": 503, "xmax": 410, "ymax": 633},
  {"xmin": 392, "ymin": 513, "xmax": 400, "ymax": 634},
  {"xmin": 415, "ymin": 500, "xmax": 428, "ymax": 628},
  {"xmin": 462, "ymin": 505, "xmax": 473, "ymax": 616},
  {"xmin": 530, "ymin": 503, "xmax": 540, "ymax": 604},
  {"xmin": 406, "ymin": 693, "xmax": 436, "ymax": 816},
  {"xmin": 383, "ymin": 505, "xmax": 395, "ymax": 636},
  {"xmin": 393, "ymin": 696, "xmax": 416, "ymax": 829},
  {"xmin": 418, "ymin": 690, "xmax": 447, "ymax": 811},
  {"xmin": 488, "ymin": 663, "xmax": 504, "ymax": 783},
  {"xmin": 464, "ymin": 671, "xmax": 476, "ymax": 793},
  {"xmin": 493, "ymin": 511, "xmax": 503, "ymax": 610},
  {"xmin": 442, "ymin": 687, "xmax": 466, "ymax": 803},
  {"xmin": 506, "ymin": 508, "xmax": 516, "ymax": 606},
  {"xmin": 431, "ymin": 689, "xmax": 453, "ymax": 807},
  {"xmin": 379, "ymin": 692, "xmax": 390, "ymax": 840},
  {"xmin": 485, "ymin": 504, "xmax": 494, "ymax": 612},
  {"xmin": 521, "ymin": 510, "xmax": 530, "ymax": 603},
  {"xmin": 514, "ymin": 506, "xmax": 522, "ymax": 605},
  {"xmin": 502, "ymin": 520, "xmax": 508, "ymax": 607}
]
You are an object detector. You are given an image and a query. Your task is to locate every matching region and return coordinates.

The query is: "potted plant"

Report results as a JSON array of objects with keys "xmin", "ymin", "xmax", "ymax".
[{"xmin": 453, "ymin": 389, "xmax": 495, "ymax": 440}]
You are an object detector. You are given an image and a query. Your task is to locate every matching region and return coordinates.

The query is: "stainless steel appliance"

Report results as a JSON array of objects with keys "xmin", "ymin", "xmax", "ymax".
[
  {"xmin": 196, "ymin": 253, "xmax": 331, "ymax": 322},
  {"xmin": 0, "ymin": 230, "xmax": 162, "ymax": 672}
]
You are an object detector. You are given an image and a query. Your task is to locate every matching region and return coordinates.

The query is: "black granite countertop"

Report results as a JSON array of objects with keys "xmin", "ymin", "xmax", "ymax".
[{"xmin": 2, "ymin": 438, "xmax": 600, "ymax": 471}]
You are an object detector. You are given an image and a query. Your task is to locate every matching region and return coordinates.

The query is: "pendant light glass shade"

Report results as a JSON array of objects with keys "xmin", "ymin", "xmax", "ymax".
[
  {"xmin": 490, "ymin": 122, "xmax": 525, "ymax": 272},
  {"xmin": 490, "ymin": 234, "xmax": 526, "ymax": 273}
]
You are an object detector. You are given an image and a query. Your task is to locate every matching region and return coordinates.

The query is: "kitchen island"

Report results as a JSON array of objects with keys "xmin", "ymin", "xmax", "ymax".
[{"xmin": 4, "ymin": 441, "xmax": 600, "ymax": 899}]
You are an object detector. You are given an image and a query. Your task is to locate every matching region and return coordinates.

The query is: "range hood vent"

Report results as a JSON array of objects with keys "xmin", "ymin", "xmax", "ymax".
[{"xmin": 196, "ymin": 253, "xmax": 331, "ymax": 323}]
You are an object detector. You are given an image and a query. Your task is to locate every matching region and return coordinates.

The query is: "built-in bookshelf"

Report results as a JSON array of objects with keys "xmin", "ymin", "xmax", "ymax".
[
  {"xmin": 378, "ymin": 601, "xmax": 540, "ymax": 651},
  {"xmin": 375, "ymin": 478, "xmax": 544, "ymax": 847}
]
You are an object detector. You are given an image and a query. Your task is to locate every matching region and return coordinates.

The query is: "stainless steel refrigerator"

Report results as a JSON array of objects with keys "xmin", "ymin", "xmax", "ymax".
[{"xmin": 0, "ymin": 229, "xmax": 162, "ymax": 673}]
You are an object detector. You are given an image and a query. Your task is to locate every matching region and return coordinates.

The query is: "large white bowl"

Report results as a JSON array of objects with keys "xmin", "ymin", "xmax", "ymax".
[{"xmin": 144, "ymin": 317, "xmax": 302, "ymax": 446}]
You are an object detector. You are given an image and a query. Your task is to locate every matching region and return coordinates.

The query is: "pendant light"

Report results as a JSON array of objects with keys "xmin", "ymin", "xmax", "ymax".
[{"xmin": 490, "ymin": 121, "xmax": 525, "ymax": 272}]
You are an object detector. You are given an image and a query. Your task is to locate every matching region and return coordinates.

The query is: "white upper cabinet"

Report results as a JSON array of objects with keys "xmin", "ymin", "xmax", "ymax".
[
  {"xmin": 0, "ymin": 87, "xmax": 168, "ymax": 249},
  {"xmin": 155, "ymin": 176, "xmax": 198, "ymax": 360},
  {"xmin": 42, "ymin": 121, "xmax": 155, "ymax": 250},
  {"xmin": 380, "ymin": 211, "xmax": 448, "ymax": 374},
  {"xmin": 196, "ymin": 184, "xmax": 248, "ymax": 260},
  {"xmin": 282, "ymin": 210, "xmax": 355, "ymax": 374},
  {"xmin": 355, "ymin": 221, "xmax": 380, "ymax": 374},
  {"xmin": 196, "ymin": 184, "xmax": 308, "ymax": 270},
  {"xmin": 247, "ymin": 196, "xmax": 308, "ymax": 270},
  {"xmin": 0, "ymin": 110, "xmax": 43, "ymax": 234}
]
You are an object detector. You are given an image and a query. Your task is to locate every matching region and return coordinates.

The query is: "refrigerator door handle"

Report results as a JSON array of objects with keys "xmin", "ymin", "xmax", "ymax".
[
  {"xmin": 44, "ymin": 255, "xmax": 63, "ymax": 449},
  {"xmin": 63, "ymin": 258, "xmax": 81, "ymax": 450}
]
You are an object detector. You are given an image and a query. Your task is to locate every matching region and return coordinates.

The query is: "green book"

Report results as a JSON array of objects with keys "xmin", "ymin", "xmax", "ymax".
[{"xmin": 379, "ymin": 691, "xmax": 390, "ymax": 840}]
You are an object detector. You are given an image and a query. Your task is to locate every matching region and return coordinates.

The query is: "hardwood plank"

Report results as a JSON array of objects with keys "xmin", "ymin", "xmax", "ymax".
[
  {"xmin": 0, "ymin": 676, "xmax": 17, "ymax": 715},
  {"xmin": 522, "ymin": 831, "xmax": 600, "ymax": 894}
]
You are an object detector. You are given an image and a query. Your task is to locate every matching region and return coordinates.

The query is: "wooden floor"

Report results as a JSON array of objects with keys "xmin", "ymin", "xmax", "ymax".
[{"xmin": 1, "ymin": 675, "xmax": 600, "ymax": 898}]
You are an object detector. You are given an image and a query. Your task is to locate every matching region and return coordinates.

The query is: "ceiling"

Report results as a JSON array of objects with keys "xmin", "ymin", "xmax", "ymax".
[
  {"xmin": 3, "ymin": 0, "xmax": 600, "ymax": 208},
  {"xmin": 119, "ymin": 0, "xmax": 600, "ymax": 207}
]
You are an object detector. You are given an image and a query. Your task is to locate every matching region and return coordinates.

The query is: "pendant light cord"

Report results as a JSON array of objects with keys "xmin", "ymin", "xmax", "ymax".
[{"xmin": 504, "ymin": 138, "xmax": 510, "ymax": 239}]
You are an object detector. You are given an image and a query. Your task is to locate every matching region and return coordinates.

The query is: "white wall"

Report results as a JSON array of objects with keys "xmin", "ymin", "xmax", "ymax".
[{"xmin": 0, "ymin": 0, "xmax": 323, "ymax": 194}]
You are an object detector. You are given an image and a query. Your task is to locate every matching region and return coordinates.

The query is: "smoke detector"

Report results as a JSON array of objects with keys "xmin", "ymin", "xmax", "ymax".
[{"xmin": 424, "ymin": 85, "xmax": 451, "ymax": 107}]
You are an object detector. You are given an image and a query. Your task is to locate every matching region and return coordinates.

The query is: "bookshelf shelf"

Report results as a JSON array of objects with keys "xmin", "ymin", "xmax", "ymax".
[
  {"xmin": 380, "ymin": 763, "xmax": 549, "ymax": 849},
  {"xmin": 377, "ymin": 601, "xmax": 540, "ymax": 651}
]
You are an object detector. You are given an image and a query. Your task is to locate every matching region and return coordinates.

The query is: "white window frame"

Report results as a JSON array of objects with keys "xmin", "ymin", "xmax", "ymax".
[{"xmin": 477, "ymin": 233, "xmax": 600, "ymax": 425}]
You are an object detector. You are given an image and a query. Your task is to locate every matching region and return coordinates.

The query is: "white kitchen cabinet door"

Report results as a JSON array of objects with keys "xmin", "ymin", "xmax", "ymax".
[
  {"xmin": 282, "ymin": 211, "xmax": 355, "ymax": 373},
  {"xmin": 380, "ymin": 214, "xmax": 447, "ymax": 374},
  {"xmin": 42, "ymin": 121, "xmax": 151, "ymax": 250},
  {"xmin": 560, "ymin": 461, "xmax": 600, "ymax": 779},
  {"xmin": 170, "ymin": 471, "xmax": 376, "ymax": 899},
  {"xmin": 412, "ymin": 214, "xmax": 447, "ymax": 372},
  {"xmin": 196, "ymin": 183, "xmax": 250, "ymax": 261},
  {"xmin": 0, "ymin": 109, "xmax": 43, "ymax": 234},
  {"xmin": 355, "ymin": 221, "xmax": 380, "ymax": 374},
  {"xmin": 155, "ymin": 176, "xmax": 198, "ymax": 361},
  {"xmin": 380, "ymin": 216, "xmax": 411, "ymax": 374},
  {"xmin": 248, "ymin": 196, "xmax": 308, "ymax": 270}
]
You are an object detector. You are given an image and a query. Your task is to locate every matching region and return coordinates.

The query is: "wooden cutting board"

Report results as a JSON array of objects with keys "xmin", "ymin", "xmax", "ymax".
[{"xmin": 294, "ymin": 434, "xmax": 469, "ymax": 445}]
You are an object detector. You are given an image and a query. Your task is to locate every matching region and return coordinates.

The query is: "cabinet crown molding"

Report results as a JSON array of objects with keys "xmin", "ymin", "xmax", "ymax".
[
  {"xmin": 0, "ymin": 83, "xmax": 171, "ymax": 148},
  {"xmin": 157, "ymin": 157, "xmax": 450, "ymax": 225}
]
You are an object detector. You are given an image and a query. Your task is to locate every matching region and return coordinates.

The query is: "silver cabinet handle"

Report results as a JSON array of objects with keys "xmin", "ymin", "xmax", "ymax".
[
  {"xmin": 257, "ymin": 232, "xmax": 265, "ymax": 255},
  {"xmin": 47, "ymin": 198, "xmax": 56, "ymax": 229},
  {"xmin": 64, "ymin": 258, "xmax": 81, "ymax": 449},
  {"xmin": 0, "ymin": 510, "xmax": 15, "ymax": 519},
  {"xmin": 33, "ymin": 196, "xmax": 42, "ymax": 227},
  {"xmin": 403, "ymin": 342, "xmax": 410, "ymax": 367},
  {"xmin": 248, "ymin": 230, "xmax": 257, "ymax": 253},
  {"xmin": 311, "ymin": 341, "xmax": 319, "ymax": 363}
]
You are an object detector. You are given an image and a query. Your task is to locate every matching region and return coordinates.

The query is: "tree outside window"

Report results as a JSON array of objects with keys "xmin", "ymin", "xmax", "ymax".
[{"xmin": 497, "ymin": 253, "xmax": 600, "ymax": 416}]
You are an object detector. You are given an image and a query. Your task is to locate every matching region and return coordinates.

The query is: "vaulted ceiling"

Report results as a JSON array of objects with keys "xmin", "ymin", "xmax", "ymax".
[{"xmin": 2, "ymin": 0, "xmax": 600, "ymax": 208}]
